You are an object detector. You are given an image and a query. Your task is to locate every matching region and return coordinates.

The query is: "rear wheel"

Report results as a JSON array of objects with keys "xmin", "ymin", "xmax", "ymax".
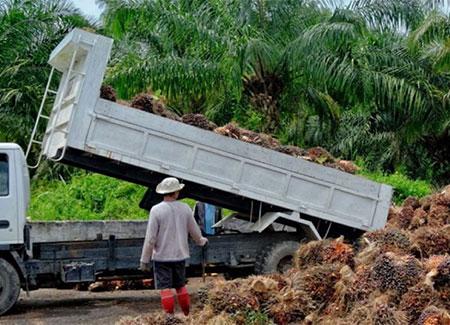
[
  {"xmin": 254, "ymin": 241, "xmax": 300, "ymax": 274},
  {"xmin": 0, "ymin": 258, "xmax": 20, "ymax": 315}
]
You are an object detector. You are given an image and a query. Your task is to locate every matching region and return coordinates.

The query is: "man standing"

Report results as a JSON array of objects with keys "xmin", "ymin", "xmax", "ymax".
[{"xmin": 140, "ymin": 177, "xmax": 208, "ymax": 316}]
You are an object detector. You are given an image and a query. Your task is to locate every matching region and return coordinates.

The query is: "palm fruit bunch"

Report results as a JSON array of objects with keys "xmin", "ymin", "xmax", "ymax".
[
  {"xmin": 181, "ymin": 113, "xmax": 217, "ymax": 131},
  {"xmin": 323, "ymin": 265, "xmax": 356, "ymax": 317},
  {"xmin": 426, "ymin": 255, "xmax": 450, "ymax": 309},
  {"xmin": 248, "ymin": 276, "xmax": 278, "ymax": 298},
  {"xmin": 305, "ymin": 147, "xmax": 359, "ymax": 174},
  {"xmin": 368, "ymin": 295, "xmax": 408, "ymax": 325},
  {"xmin": 427, "ymin": 204, "xmax": 449, "ymax": 228},
  {"xmin": 117, "ymin": 185, "xmax": 449, "ymax": 325},
  {"xmin": 275, "ymin": 145, "xmax": 307, "ymax": 157},
  {"xmin": 387, "ymin": 184, "xmax": 449, "ymax": 227},
  {"xmin": 346, "ymin": 264, "xmax": 376, "ymax": 304},
  {"xmin": 265, "ymin": 273, "xmax": 289, "ymax": 291},
  {"xmin": 361, "ymin": 227, "xmax": 412, "ymax": 255},
  {"xmin": 107, "ymin": 86, "xmax": 363, "ymax": 175},
  {"xmin": 88, "ymin": 280, "xmax": 117, "ymax": 292},
  {"xmin": 306, "ymin": 147, "xmax": 335, "ymax": 164},
  {"xmin": 387, "ymin": 205, "xmax": 415, "ymax": 229},
  {"xmin": 86, "ymin": 279, "xmax": 152, "ymax": 292},
  {"xmin": 239, "ymin": 129, "xmax": 281, "ymax": 149},
  {"xmin": 131, "ymin": 93, "xmax": 180, "ymax": 121},
  {"xmin": 214, "ymin": 124, "xmax": 281, "ymax": 150},
  {"xmin": 424, "ymin": 255, "xmax": 448, "ymax": 272},
  {"xmin": 266, "ymin": 288, "xmax": 314, "ymax": 325},
  {"xmin": 206, "ymin": 279, "xmax": 259, "ymax": 314},
  {"xmin": 100, "ymin": 84, "xmax": 117, "ymax": 102},
  {"xmin": 247, "ymin": 275, "xmax": 313, "ymax": 325},
  {"xmin": 295, "ymin": 237, "xmax": 354, "ymax": 269},
  {"xmin": 410, "ymin": 226, "xmax": 450, "ymax": 257},
  {"xmin": 410, "ymin": 207, "xmax": 428, "ymax": 229},
  {"xmin": 197, "ymin": 285, "xmax": 210, "ymax": 305},
  {"xmin": 130, "ymin": 93, "xmax": 155, "ymax": 113},
  {"xmin": 294, "ymin": 240, "xmax": 325, "ymax": 268},
  {"xmin": 370, "ymin": 252, "xmax": 422, "ymax": 297},
  {"xmin": 292, "ymin": 263, "xmax": 342, "ymax": 306},
  {"xmin": 321, "ymin": 237, "xmax": 355, "ymax": 268},
  {"xmin": 335, "ymin": 160, "xmax": 359, "ymax": 174},
  {"xmin": 399, "ymin": 283, "xmax": 436, "ymax": 322},
  {"xmin": 417, "ymin": 306, "xmax": 450, "ymax": 325},
  {"xmin": 326, "ymin": 294, "xmax": 408, "ymax": 325},
  {"xmin": 213, "ymin": 123, "xmax": 241, "ymax": 139},
  {"xmin": 345, "ymin": 294, "xmax": 408, "ymax": 325},
  {"xmin": 185, "ymin": 306, "xmax": 215, "ymax": 325}
]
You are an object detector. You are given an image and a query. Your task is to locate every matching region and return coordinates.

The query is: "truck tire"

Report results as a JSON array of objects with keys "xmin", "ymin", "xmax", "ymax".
[
  {"xmin": 0, "ymin": 258, "xmax": 20, "ymax": 315},
  {"xmin": 255, "ymin": 241, "xmax": 300, "ymax": 274}
]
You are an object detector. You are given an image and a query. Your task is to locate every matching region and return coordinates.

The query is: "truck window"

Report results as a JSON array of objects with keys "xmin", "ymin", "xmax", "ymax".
[{"xmin": 0, "ymin": 154, "xmax": 8, "ymax": 196}]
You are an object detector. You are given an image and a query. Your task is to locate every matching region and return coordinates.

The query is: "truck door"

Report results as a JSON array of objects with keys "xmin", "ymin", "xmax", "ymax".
[{"xmin": 0, "ymin": 152, "xmax": 18, "ymax": 245}]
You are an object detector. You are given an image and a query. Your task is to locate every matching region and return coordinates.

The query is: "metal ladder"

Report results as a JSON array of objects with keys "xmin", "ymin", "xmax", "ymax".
[
  {"xmin": 25, "ymin": 35, "xmax": 91, "ymax": 168},
  {"xmin": 25, "ymin": 67, "xmax": 57, "ymax": 169}
]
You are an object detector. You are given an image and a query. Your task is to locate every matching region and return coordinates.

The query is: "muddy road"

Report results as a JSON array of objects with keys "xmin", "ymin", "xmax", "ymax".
[{"xmin": 0, "ymin": 278, "xmax": 209, "ymax": 325}]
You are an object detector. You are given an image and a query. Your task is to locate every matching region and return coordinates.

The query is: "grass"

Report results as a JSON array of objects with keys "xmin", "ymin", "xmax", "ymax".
[
  {"xmin": 29, "ymin": 165, "xmax": 433, "ymax": 221},
  {"xmin": 30, "ymin": 173, "xmax": 148, "ymax": 221},
  {"xmin": 29, "ymin": 172, "xmax": 221, "ymax": 221},
  {"xmin": 358, "ymin": 169, "xmax": 432, "ymax": 205}
]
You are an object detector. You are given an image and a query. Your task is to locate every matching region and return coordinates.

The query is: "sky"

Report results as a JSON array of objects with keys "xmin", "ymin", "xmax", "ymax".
[{"xmin": 72, "ymin": 0, "xmax": 103, "ymax": 19}]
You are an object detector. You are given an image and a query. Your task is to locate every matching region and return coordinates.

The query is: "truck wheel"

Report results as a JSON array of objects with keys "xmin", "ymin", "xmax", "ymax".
[
  {"xmin": 0, "ymin": 258, "xmax": 20, "ymax": 315},
  {"xmin": 255, "ymin": 241, "xmax": 299, "ymax": 274}
]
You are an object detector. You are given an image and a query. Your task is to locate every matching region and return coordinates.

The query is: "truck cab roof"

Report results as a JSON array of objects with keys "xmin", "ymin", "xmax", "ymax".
[{"xmin": 0, "ymin": 143, "xmax": 23, "ymax": 151}]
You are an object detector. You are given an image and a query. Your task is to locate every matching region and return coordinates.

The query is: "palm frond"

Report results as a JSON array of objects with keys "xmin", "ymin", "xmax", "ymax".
[{"xmin": 408, "ymin": 11, "xmax": 450, "ymax": 50}]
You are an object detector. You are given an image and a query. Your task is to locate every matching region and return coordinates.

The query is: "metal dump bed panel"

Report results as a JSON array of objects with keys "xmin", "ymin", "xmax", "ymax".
[
  {"xmin": 42, "ymin": 29, "xmax": 392, "ymax": 232},
  {"xmin": 81, "ymin": 100, "xmax": 391, "ymax": 231}
]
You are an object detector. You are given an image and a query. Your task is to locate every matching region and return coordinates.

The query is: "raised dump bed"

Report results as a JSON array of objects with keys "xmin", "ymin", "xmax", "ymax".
[{"xmin": 39, "ymin": 29, "xmax": 392, "ymax": 236}]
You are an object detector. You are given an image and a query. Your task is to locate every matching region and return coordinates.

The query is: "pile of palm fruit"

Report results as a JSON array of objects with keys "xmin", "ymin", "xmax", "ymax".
[
  {"xmin": 83, "ymin": 279, "xmax": 153, "ymax": 292},
  {"xmin": 100, "ymin": 87, "xmax": 358, "ymax": 174},
  {"xmin": 118, "ymin": 186, "xmax": 450, "ymax": 325}
]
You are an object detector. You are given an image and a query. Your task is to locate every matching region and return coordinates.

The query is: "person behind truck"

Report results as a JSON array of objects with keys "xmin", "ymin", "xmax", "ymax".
[
  {"xmin": 140, "ymin": 177, "xmax": 208, "ymax": 316},
  {"xmin": 193, "ymin": 201, "xmax": 221, "ymax": 235}
]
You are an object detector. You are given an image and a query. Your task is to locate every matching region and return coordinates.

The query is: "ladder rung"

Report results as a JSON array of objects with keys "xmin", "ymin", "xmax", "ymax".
[
  {"xmin": 48, "ymin": 90, "xmax": 58, "ymax": 95},
  {"xmin": 61, "ymin": 95, "xmax": 77, "ymax": 107},
  {"xmin": 32, "ymin": 140, "xmax": 43, "ymax": 145},
  {"xmin": 45, "ymin": 127, "xmax": 69, "ymax": 135},
  {"xmin": 80, "ymin": 39, "xmax": 96, "ymax": 46},
  {"xmin": 51, "ymin": 96, "xmax": 75, "ymax": 112},
  {"xmin": 39, "ymin": 115, "xmax": 49, "ymax": 120},
  {"xmin": 71, "ymin": 70, "xmax": 85, "ymax": 76}
]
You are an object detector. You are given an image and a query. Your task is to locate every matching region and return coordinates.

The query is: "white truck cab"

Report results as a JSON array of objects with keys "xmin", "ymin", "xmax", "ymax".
[{"xmin": 0, "ymin": 143, "xmax": 29, "ymax": 247}]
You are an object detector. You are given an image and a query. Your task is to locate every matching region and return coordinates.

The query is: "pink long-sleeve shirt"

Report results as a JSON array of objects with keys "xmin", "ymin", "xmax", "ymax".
[{"xmin": 140, "ymin": 201, "xmax": 207, "ymax": 263}]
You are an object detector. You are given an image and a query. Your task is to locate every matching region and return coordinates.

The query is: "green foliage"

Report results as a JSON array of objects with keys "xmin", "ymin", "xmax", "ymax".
[
  {"xmin": 358, "ymin": 168, "xmax": 433, "ymax": 205},
  {"xmin": 0, "ymin": 0, "xmax": 91, "ymax": 151},
  {"xmin": 99, "ymin": 0, "xmax": 450, "ymax": 184},
  {"xmin": 29, "ymin": 172, "xmax": 233, "ymax": 221},
  {"xmin": 243, "ymin": 310, "xmax": 274, "ymax": 325},
  {"xmin": 0, "ymin": 0, "xmax": 93, "ymax": 183},
  {"xmin": 29, "ymin": 173, "xmax": 148, "ymax": 220}
]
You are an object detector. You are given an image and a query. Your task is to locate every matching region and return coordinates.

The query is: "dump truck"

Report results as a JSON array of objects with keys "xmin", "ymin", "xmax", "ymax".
[{"xmin": 0, "ymin": 29, "xmax": 393, "ymax": 315}]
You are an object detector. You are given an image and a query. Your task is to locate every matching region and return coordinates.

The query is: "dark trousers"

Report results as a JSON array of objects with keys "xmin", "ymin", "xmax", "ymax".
[{"xmin": 153, "ymin": 260, "xmax": 186, "ymax": 289}]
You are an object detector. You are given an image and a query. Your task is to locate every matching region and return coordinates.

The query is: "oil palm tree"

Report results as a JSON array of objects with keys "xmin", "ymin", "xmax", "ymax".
[
  {"xmin": 100, "ymin": 0, "xmax": 332, "ymax": 132},
  {"xmin": 0, "ymin": 0, "xmax": 91, "ymax": 149},
  {"xmin": 99, "ymin": 0, "xmax": 450, "ymax": 182}
]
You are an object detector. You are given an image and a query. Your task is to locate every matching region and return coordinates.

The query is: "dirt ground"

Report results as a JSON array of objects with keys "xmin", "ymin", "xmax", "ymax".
[{"xmin": 0, "ymin": 278, "xmax": 209, "ymax": 325}]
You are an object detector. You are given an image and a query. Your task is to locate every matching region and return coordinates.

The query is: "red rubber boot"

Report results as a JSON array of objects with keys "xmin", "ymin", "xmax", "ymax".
[
  {"xmin": 176, "ymin": 286, "xmax": 190, "ymax": 316},
  {"xmin": 160, "ymin": 289, "xmax": 175, "ymax": 314}
]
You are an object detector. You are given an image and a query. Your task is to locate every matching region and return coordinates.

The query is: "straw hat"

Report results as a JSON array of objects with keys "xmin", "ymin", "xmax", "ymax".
[{"xmin": 156, "ymin": 177, "xmax": 185, "ymax": 194}]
